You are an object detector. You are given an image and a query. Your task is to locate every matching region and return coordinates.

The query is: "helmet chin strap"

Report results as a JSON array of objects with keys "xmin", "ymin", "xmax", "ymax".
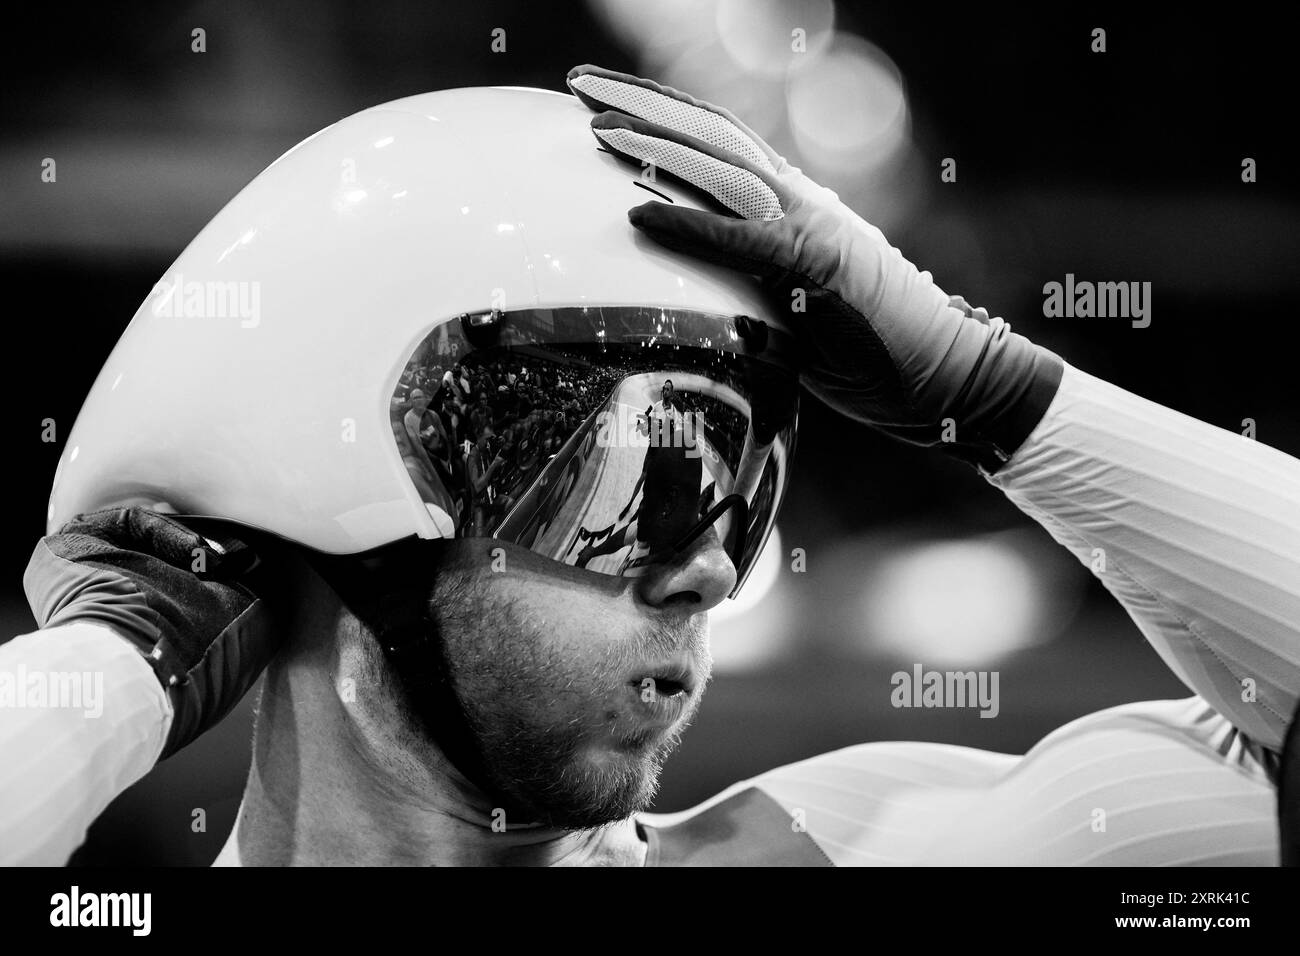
[
  {"xmin": 371, "ymin": 589, "xmax": 508, "ymax": 807},
  {"xmin": 302, "ymin": 542, "xmax": 518, "ymax": 816}
]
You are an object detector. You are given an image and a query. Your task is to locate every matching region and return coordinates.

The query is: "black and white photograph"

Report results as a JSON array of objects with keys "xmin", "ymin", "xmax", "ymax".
[{"xmin": 0, "ymin": 0, "xmax": 1295, "ymax": 934}]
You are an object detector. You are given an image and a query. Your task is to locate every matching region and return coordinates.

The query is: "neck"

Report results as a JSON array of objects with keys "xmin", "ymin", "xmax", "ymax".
[{"xmin": 226, "ymin": 617, "xmax": 647, "ymax": 867}]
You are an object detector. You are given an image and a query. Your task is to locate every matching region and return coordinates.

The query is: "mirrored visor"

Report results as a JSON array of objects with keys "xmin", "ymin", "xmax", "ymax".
[{"xmin": 389, "ymin": 307, "xmax": 798, "ymax": 598}]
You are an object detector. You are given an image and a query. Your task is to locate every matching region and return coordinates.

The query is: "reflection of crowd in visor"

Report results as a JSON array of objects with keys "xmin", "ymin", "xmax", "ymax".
[
  {"xmin": 386, "ymin": 309, "xmax": 797, "ymax": 590},
  {"xmin": 391, "ymin": 352, "xmax": 632, "ymax": 534},
  {"xmin": 570, "ymin": 378, "xmax": 712, "ymax": 569}
]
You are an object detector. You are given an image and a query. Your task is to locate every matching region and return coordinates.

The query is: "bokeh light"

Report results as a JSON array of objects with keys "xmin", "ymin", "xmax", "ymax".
[
  {"xmin": 589, "ymin": 0, "xmax": 720, "ymax": 70},
  {"xmin": 709, "ymin": 525, "xmax": 794, "ymax": 671},
  {"xmin": 785, "ymin": 33, "xmax": 908, "ymax": 178},
  {"xmin": 858, "ymin": 531, "xmax": 1072, "ymax": 666},
  {"xmin": 715, "ymin": 0, "xmax": 836, "ymax": 76}
]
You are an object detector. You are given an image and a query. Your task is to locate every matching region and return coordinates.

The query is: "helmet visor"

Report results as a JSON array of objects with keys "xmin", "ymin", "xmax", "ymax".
[{"xmin": 389, "ymin": 307, "xmax": 798, "ymax": 599}]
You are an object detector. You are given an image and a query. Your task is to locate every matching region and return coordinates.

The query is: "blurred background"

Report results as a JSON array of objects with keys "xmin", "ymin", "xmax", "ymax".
[{"xmin": 1, "ymin": 1, "xmax": 1295, "ymax": 864}]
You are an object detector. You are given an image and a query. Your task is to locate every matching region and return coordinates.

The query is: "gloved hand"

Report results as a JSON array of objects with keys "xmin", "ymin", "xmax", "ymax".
[
  {"xmin": 567, "ymin": 65, "xmax": 1064, "ymax": 472},
  {"xmin": 23, "ymin": 507, "xmax": 288, "ymax": 759}
]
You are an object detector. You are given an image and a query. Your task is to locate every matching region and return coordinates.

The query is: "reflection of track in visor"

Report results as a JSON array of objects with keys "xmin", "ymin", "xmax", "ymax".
[{"xmin": 389, "ymin": 307, "xmax": 798, "ymax": 598}]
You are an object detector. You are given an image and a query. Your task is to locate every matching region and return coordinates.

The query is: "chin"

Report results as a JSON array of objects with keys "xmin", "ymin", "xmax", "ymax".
[{"xmin": 496, "ymin": 735, "xmax": 673, "ymax": 831}]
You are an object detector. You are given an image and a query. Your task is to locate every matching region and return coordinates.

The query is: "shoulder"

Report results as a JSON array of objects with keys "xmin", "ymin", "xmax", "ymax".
[
  {"xmin": 640, "ymin": 741, "xmax": 1014, "ymax": 832},
  {"xmin": 641, "ymin": 698, "xmax": 1278, "ymax": 865}
]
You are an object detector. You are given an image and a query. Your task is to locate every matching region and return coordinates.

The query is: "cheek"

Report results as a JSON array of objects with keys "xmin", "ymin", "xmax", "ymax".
[
  {"xmin": 500, "ymin": 569, "xmax": 642, "ymax": 661},
  {"xmin": 440, "ymin": 540, "xmax": 661, "ymax": 702},
  {"xmin": 523, "ymin": 599, "xmax": 640, "ymax": 702},
  {"xmin": 448, "ymin": 578, "xmax": 635, "ymax": 702}
]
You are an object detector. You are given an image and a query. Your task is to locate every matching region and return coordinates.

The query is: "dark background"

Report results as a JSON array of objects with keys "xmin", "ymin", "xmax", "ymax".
[{"xmin": 1, "ymin": 2, "xmax": 1295, "ymax": 864}]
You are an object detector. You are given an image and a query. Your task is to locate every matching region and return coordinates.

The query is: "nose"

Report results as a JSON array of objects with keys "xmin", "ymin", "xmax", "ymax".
[{"xmin": 635, "ymin": 527, "xmax": 737, "ymax": 613}]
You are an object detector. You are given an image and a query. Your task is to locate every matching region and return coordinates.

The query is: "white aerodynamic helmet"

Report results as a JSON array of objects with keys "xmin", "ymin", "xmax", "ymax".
[{"xmin": 48, "ymin": 86, "xmax": 799, "ymax": 597}]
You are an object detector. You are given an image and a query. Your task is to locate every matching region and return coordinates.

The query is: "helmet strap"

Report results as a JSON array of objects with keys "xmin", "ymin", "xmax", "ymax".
[{"xmin": 304, "ymin": 542, "xmax": 514, "ymax": 814}]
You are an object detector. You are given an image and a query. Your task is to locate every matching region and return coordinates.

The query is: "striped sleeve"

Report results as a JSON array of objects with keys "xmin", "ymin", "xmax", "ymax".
[
  {"xmin": 749, "ymin": 698, "xmax": 1277, "ymax": 865},
  {"xmin": 985, "ymin": 363, "xmax": 1300, "ymax": 751},
  {"xmin": 0, "ymin": 623, "xmax": 170, "ymax": 865}
]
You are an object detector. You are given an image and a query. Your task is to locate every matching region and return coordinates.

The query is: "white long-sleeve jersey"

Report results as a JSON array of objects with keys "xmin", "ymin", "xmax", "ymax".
[
  {"xmin": 648, "ymin": 363, "xmax": 1297, "ymax": 865},
  {"xmin": 6, "ymin": 363, "xmax": 1299, "ymax": 865},
  {"xmin": 0, "ymin": 622, "xmax": 170, "ymax": 864}
]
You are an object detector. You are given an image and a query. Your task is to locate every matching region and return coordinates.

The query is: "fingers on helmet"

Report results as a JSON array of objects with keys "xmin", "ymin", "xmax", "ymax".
[
  {"xmin": 628, "ymin": 201, "xmax": 779, "ymax": 278},
  {"xmin": 590, "ymin": 111, "xmax": 784, "ymax": 222},
  {"xmin": 567, "ymin": 64, "xmax": 778, "ymax": 174}
]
